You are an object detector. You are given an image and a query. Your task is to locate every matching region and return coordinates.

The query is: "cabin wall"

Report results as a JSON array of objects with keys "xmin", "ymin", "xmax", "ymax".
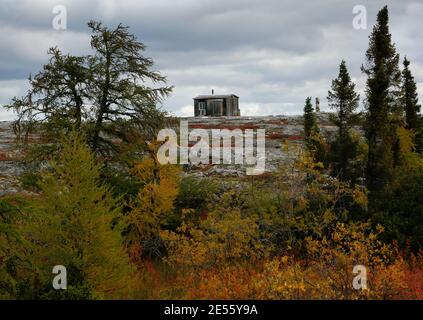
[
  {"xmin": 206, "ymin": 99, "xmax": 225, "ymax": 116},
  {"xmin": 225, "ymin": 97, "xmax": 231, "ymax": 116},
  {"xmin": 233, "ymin": 97, "xmax": 239, "ymax": 115},
  {"xmin": 194, "ymin": 100, "xmax": 199, "ymax": 116}
]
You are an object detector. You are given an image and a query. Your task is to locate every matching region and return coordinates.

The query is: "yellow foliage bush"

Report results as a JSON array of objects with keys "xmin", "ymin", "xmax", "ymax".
[
  {"xmin": 123, "ymin": 150, "xmax": 181, "ymax": 263},
  {"xmin": 161, "ymin": 190, "xmax": 269, "ymax": 269}
]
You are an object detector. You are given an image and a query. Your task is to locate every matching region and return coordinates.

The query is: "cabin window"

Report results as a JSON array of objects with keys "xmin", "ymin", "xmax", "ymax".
[{"xmin": 199, "ymin": 102, "xmax": 206, "ymax": 116}]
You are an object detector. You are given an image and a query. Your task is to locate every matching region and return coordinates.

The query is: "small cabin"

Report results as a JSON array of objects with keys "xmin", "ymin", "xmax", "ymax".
[{"xmin": 193, "ymin": 94, "xmax": 240, "ymax": 117}]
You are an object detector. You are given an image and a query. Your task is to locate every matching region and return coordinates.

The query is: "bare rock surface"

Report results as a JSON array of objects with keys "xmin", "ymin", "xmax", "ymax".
[
  {"xmin": 179, "ymin": 114, "xmax": 336, "ymax": 177},
  {"xmin": 0, "ymin": 114, "xmax": 337, "ymax": 194},
  {"xmin": 0, "ymin": 121, "xmax": 24, "ymax": 196}
]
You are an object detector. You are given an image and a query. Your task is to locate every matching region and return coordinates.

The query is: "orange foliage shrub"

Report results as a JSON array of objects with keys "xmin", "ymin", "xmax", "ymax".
[
  {"xmin": 393, "ymin": 252, "xmax": 423, "ymax": 299},
  {"xmin": 158, "ymin": 222, "xmax": 423, "ymax": 300},
  {"xmin": 181, "ymin": 265, "xmax": 259, "ymax": 300}
]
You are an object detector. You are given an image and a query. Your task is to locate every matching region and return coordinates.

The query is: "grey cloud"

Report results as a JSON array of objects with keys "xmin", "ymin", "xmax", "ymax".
[{"xmin": 0, "ymin": 0, "xmax": 422, "ymax": 118}]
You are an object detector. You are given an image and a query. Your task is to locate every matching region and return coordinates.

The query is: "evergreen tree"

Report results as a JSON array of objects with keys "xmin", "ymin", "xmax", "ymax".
[
  {"xmin": 23, "ymin": 133, "xmax": 136, "ymax": 299},
  {"xmin": 303, "ymin": 97, "xmax": 317, "ymax": 140},
  {"xmin": 303, "ymin": 97, "xmax": 325, "ymax": 163},
  {"xmin": 361, "ymin": 6, "xmax": 402, "ymax": 193},
  {"xmin": 327, "ymin": 60, "xmax": 361, "ymax": 182},
  {"xmin": 401, "ymin": 57, "xmax": 423, "ymax": 153},
  {"xmin": 7, "ymin": 48, "xmax": 89, "ymax": 138},
  {"xmin": 87, "ymin": 21, "xmax": 173, "ymax": 154},
  {"xmin": 5, "ymin": 21, "xmax": 173, "ymax": 156}
]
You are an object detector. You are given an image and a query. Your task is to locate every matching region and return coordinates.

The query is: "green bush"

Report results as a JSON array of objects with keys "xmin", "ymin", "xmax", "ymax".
[
  {"xmin": 164, "ymin": 176, "xmax": 218, "ymax": 229},
  {"xmin": 375, "ymin": 169, "xmax": 423, "ymax": 251},
  {"xmin": 18, "ymin": 172, "xmax": 42, "ymax": 192}
]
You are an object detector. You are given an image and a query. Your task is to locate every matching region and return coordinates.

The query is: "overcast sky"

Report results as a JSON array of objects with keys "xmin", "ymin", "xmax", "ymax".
[{"xmin": 0, "ymin": 0, "xmax": 422, "ymax": 120}]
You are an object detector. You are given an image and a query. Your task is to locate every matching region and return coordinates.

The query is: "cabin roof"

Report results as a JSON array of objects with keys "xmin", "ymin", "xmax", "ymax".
[{"xmin": 193, "ymin": 94, "xmax": 239, "ymax": 100}]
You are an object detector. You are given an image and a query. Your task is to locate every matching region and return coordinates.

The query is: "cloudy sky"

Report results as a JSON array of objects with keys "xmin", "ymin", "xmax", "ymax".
[{"xmin": 0, "ymin": 0, "xmax": 422, "ymax": 120}]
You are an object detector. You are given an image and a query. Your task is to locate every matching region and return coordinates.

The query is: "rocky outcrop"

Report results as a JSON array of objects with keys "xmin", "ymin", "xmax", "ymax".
[
  {"xmin": 179, "ymin": 114, "xmax": 336, "ymax": 177},
  {"xmin": 0, "ymin": 121, "xmax": 25, "ymax": 196},
  {"xmin": 0, "ymin": 114, "xmax": 337, "ymax": 194}
]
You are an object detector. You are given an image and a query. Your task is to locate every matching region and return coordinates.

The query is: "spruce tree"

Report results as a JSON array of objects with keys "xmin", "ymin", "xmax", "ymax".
[
  {"xmin": 401, "ymin": 57, "xmax": 423, "ymax": 153},
  {"xmin": 327, "ymin": 60, "xmax": 360, "ymax": 182},
  {"xmin": 303, "ymin": 97, "xmax": 316, "ymax": 140},
  {"xmin": 361, "ymin": 6, "xmax": 401, "ymax": 193},
  {"xmin": 303, "ymin": 97, "xmax": 325, "ymax": 163}
]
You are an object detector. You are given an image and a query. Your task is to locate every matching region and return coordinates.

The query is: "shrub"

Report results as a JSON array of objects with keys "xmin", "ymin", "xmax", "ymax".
[{"xmin": 122, "ymin": 150, "xmax": 181, "ymax": 263}]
